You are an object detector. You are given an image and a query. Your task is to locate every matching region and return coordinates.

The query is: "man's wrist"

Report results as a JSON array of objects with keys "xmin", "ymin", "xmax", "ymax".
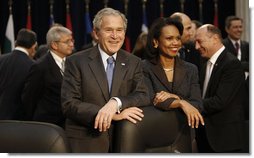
[{"xmin": 111, "ymin": 97, "xmax": 122, "ymax": 113}]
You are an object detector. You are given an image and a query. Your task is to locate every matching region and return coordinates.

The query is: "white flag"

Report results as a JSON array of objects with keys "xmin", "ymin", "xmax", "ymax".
[{"xmin": 3, "ymin": 14, "xmax": 15, "ymax": 54}]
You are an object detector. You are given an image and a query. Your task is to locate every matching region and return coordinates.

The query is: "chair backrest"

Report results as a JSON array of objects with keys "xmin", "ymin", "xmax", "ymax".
[
  {"xmin": 0, "ymin": 120, "xmax": 71, "ymax": 153},
  {"xmin": 113, "ymin": 106, "xmax": 191, "ymax": 153}
]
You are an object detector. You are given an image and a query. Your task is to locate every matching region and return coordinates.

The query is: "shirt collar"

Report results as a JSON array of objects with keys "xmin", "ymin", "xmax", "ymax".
[
  {"xmin": 228, "ymin": 37, "xmax": 240, "ymax": 45},
  {"xmin": 50, "ymin": 51, "xmax": 65, "ymax": 69},
  {"xmin": 98, "ymin": 44, "xmax": 117, "ymax": 70},
  {"xmin": 15, "ymin": 47, "xmax": 29, "ymax": 56},
  {"xmin": 209, "ymin": 46, "xmax": 225, "ymax": 65}
]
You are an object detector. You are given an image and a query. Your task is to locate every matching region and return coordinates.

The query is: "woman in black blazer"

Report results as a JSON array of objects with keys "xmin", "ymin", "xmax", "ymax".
[{"xmin": 142, "ymin": 17, "xmax": 204, "ymax": 129}]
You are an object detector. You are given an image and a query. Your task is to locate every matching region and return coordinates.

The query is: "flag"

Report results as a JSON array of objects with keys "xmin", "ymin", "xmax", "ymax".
[
  {"xmin": 49, "ymin": 0, "xmax": 55, "ymax": 27},
  {"xmin": 141, "ymin": 5, "xmax": 148, "ymax": 33},
  {"xmin": 26, "ymin": 2, "xmax": 32, "ymax": 30},
  {"xmin": 213, "ymin": 11, "xmax": 219, "ymax": 27},
  {"xmin": 49, "ymin": 13, "xmax": 55, "ymax": 27},
  {"xmin": 66, "ymin": 12, "xmax": 72, "ymax": 31},
  {"xmin": 3, "ymin": 14, "xmax": 15, "ymax": 54},
  {"xmin": 213, "ymin": 1, "xmax": 219, "ymax": 27},
  {"xmin": 84, "ymin": 12, "xmax": 92, "ymax": 34},
  {"xmin": 84, "ymin": 11, "xmax": 92, "ymax": 44},
  {"xmin": 26, "ymin": 13, "xmax": 32, "ymax": 30},
  {"xmin": 124, "ymin": 35, "xmax": 131, "ymax": 52},
  {"xmin": 160, "ymin": 0, "xmax": 164, "ymax": 17}
]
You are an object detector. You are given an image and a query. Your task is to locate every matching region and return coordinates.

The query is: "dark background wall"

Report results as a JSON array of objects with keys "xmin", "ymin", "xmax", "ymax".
[{"xmin": 0, "ymin": 0, "xmax": 235, "ymax": 53}]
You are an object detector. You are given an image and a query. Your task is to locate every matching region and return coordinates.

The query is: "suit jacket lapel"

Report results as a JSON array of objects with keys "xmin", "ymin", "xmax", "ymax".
[
  {"xmin": 206, "ymin": 50, "xmax": 226, "ymax": 91},
  {"xmin": 47, "ymin": 53, "xmax": 63, "ymax": 80},
  {"xmin": 88, "ymin": 48, "xmax": 109, "ymax": 100},
  {"xmin": 173, "ymin": 58, "xmax": 187, "ymax": 93},
  {"xmin": 111, "ymin": 50, "xmax": 128, "ymax": 97},
  {"xmin": 150, "ymin": 58, "xmax": 172, "ymax": 92}
]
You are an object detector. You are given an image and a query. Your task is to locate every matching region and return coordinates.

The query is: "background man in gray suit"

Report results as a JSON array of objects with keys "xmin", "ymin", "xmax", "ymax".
[{"xmin": 61, "ymin": 8, "xmax": 149, "ymax": 152}]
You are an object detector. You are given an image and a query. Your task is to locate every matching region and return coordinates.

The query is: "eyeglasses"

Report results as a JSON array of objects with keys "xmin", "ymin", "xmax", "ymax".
[{"xmin": 55, "ymin": 39, "xmax": 75, "ymax": 45}]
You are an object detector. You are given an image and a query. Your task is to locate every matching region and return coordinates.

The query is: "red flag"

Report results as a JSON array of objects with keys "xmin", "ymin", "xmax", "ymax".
[
  {"xmin": 66, "ymin": 13, "xmax": 72, "ymax": 31},
  {"xmin": 213, "ymin": 0, "xmax": 219, "ymax": 27},
  {"xmin": 26, "ymin": 1, "xmax": 32, "ymax": 30},
  {"xmin": 213, "ymin": 13, "xmax": 218, "ymax": 27},
  {"xmin": 26, "ymin": 14, "xmax": 32, "ymax": 30},
  {"xmin": 124, "ymin": 36, "xmax": 131, "ymax": 53}
]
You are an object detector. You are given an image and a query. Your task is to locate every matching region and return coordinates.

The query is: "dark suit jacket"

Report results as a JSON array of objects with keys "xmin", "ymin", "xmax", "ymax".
[
  {"xmin": 22, "ymin": 52, "xmax": 65, "ymax": 128},
  {"xmin": 142, "ymin": 57, "xmax": 202, "ymax": 111},
  {"xmin": 61, "ymin": 46, "xmax": 150, "ymax": 152},
  {"xmin": 179, "ymin": 41, "xmax": 204, "ymax": 71},
  {"xmin": 197, "ymin": 49, "xmax": 245, "ymax": 152},
  {"xmin": 0, "ymin": 50, "xmax": 34, "ymax": 120},
  {"xmin": 222, "ymin": 37, "xmax": 249, "ymax": 72}
]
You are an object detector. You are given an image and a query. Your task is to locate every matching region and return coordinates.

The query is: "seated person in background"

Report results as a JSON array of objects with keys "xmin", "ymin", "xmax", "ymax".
[
  {"xmin": 132, "ymin": 32, "xmax": 148, "ymax": 59},
  {"xmin": 142, "ymin": 17, "xmax": 204, "ymax": 129}
]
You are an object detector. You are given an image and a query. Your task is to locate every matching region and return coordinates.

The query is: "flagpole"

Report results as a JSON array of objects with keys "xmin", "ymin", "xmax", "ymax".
[
  {"xmin": 49, "ymin": 0, "xmax": 55, "ymax": 26},
  {"xmin": 198, "ymin": 0, "xmax": 203, "ymax": 23},
  {"xmin": 141, "ymin": 0, "xmax": 148, "ymax": 33},
  {"xmin": 180, "ymin": 0, "xmax": 185, "ymax": 13},
  {"xmin": 124, "ymin": 0, "xmax": 129, "ymax": 16},
  {"xmin": 8, "ymin": 0, "xmax": 13, "ymax": 14},
  {"xmin": 104, "ymin": 0, "xmax": 108, "ymax": 8},
  {"xmin": 160, "ymin": 0, "xmax": 164, "ymax": 17}
]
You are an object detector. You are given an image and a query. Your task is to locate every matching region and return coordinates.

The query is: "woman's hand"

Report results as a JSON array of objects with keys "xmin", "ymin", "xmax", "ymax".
[
  {"xmin": 113, "ymin": 107, "xmax": 144, "ymax": 124},
  {"xmin": 153, "ymin": 91, "xmax": 180, "ymax": 105},
  {"xmin": 179, "ymin": 100, "xmax": 205, "ymax": 128}
]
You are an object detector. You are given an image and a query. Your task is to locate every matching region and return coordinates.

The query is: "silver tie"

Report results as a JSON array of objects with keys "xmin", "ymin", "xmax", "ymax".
[
  {"xmin": 60, "ymin": 60, "xmax": 65, "ymax": 75},
  {"xmin": 202, "ymin": 61, "xmax": 212, "ymax": 98}
]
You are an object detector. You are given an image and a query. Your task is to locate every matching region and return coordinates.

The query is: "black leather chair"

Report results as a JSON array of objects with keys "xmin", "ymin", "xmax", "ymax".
[
  {"xmin": 113, "ymin": 105, "xmax": 192, "ymax": 153},
  {"xmin": 0, "ymin": 120, "xmax": 71, "ymax": 153}
]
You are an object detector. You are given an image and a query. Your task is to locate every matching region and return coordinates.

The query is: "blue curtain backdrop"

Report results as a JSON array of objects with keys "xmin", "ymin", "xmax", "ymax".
[{"xmin": 0, "ymin": 0, "xmax": 235, "ymax": 53}]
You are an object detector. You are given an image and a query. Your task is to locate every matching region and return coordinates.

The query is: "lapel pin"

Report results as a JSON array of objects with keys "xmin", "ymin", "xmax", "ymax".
[{"xmin": 121, "ymin": 63, "xmax": 125, "ymax": 66}]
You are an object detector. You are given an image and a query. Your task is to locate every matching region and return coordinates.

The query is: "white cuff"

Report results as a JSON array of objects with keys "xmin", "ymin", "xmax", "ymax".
[{"xmin": 111, "ymin": 97, "xmax": 122, "ymax": 113}]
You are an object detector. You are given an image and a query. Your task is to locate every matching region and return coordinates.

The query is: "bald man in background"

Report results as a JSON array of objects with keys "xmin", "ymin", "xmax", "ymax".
[{"xmin": 170, "ymin": 12, "xmax": 203, "ymax": 71}]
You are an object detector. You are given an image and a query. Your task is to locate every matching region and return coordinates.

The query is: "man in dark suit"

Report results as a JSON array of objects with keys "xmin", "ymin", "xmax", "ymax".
[
  {"xmin": 0, "ymin": 28, "xmax": 37, "ymax": 120},
  {"xmin": 195, "ymin": 24, "xmax": 245, "ymax": 152},
  {"xmin": 223, "ymin": 16, "xmax": 249, "ymax": 74},
  {"xmin": 223, "ymin": 16, "xmax": 249, "ymax": 121},
  {"xmin": 61, "ymin": 8, "xmax": 149, "ymax": 152},
  {"xmin": 22, "ymin": 26, "xmax": 74, "ymax": 128}
]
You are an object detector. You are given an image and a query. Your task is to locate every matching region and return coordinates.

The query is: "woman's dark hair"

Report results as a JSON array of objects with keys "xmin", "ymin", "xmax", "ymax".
[{"xmin": 144, "ymin": 17, "xmax": 183, "ymax": 59}]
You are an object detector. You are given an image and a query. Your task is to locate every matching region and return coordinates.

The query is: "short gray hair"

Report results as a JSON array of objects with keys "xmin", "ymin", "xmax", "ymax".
[
  {"xmin": 93, "ymin": 7, "xmax": 127, "ymax": 31},
  {"xmin": 46, "ymin": 26, "xmax": 72, "ymax": 48}
]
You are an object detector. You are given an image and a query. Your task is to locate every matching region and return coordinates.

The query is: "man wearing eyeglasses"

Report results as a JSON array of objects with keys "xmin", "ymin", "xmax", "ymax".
[{"xmin": 22, "ymin": 26, "xmax": 74, "ymax": 128}]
